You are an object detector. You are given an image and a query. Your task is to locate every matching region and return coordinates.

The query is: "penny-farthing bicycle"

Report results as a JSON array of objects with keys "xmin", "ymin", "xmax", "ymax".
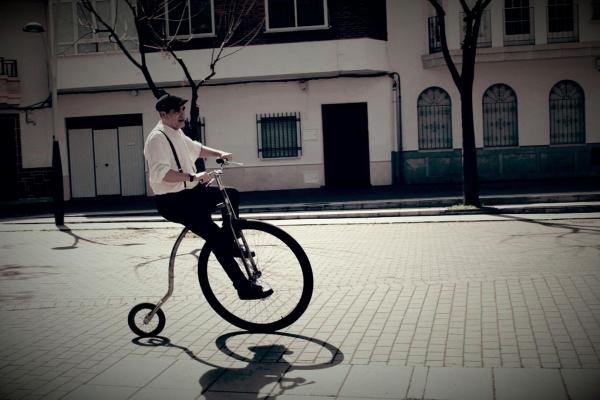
[{"xmin": 128, "ymin": 160, "xmax": 313, "ymax": 335}]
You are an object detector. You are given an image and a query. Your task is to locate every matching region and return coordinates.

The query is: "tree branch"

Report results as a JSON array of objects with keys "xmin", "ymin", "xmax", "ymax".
[
  {"xmin": 79, "ymin": 0, "xmax": 143, "ymax": 70},
  {"xmin": 428, "ymin": 0, "xmax": 461, "ymax": 87},
  {"xmin": 458, "ymin": 0, "xmax": 471, "ymax": 14}
]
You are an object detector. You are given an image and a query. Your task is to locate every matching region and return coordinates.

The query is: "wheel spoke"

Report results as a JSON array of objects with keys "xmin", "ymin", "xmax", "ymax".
[{"xmin": 198, "ymin": 220, "xmax": 312, "ymax": 331}]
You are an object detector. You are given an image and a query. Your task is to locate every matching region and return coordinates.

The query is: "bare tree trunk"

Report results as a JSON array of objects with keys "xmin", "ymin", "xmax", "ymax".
[
  {"xmin": 186, "ymin": 91, "xmax": 205, "ymax": 171},
  {"xmin": 426, "ymin": 0, "xmax": 490, "ymax": 207},
  {"xmin": 460, "ymin": 86, "xmax": 480, "ymax": 206},
  {"xmin": 459, "ymin": 36, "xmax": 480, "ymax": 206}
]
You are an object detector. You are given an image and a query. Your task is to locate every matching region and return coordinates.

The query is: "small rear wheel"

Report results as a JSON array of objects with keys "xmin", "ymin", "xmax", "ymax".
[{"xmin": 128, "ymin": 303, "xmax": 166, "ymax": 337}]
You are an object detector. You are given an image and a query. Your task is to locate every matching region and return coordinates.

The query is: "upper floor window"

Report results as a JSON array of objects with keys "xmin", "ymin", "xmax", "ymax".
[
  {"xmin": 460, "ymin": 8, "xmax": 492, "ymax": 48},
  {"xmin": 417, "ymin": 87, "xmax": 453, "ymax": 150},
  {"xmin": 266, "ymin": 0, "xmax": 329, "ymax": 32},
  {"xmin": 547, "ymin": 0, "xmax": 579, "ymax": 43},
  {"xmin": 428, "ymin": 16, "xmax": 442, "ymax": 54},
  {"xmin": 165, "ymin": 0, "xmax": 215, "ymax": 38},
  {"xmin": 549, "ymin": 80, "xmax": 585, "ymax": 144},
  {"xmin": 504, "ymin": 0, "xmax": 535, "ymax": 45},
  {"xmin": 592, "ymin": 0, "xmax": 600, "ymax": 20},
  {"xmin": 483, "ymin": 84, "xmax": 519, "ymax": 147},
  {"xmin": 54, "ymin": 0, "xmax": 137, "ymax": 55}
]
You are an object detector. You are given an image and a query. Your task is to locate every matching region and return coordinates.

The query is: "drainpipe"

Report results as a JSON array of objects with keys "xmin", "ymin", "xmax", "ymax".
[{"xmin": 389, "ymin": 72, "xmax": 403, "ymax": 184}]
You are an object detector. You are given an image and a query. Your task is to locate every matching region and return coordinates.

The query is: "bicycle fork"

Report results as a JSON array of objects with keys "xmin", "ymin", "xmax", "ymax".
[{"xmin": 216, "ymin": 182, "xmax": 261, "ymax": 282}]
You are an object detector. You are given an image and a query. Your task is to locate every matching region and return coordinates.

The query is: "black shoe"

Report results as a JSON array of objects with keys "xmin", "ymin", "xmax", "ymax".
[{"xmin": 237, "ymin": 282, "xmax": 273, "ymax": 300}]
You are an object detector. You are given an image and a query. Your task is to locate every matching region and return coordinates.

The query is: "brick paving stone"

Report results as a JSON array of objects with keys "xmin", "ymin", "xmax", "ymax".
[
  {"xmin": 561, "ymin": 369, "xmax": 600, "ymax": 400},
  {"xmin": 1, "ymin": 216, "xmax": 599, "ymax": 398},
  {"xmin": 338, "ymin": 365, "xmax": 411, "ymax": 398},
  {"xmin": 495, "ymin": 368, "xmax": 567, "ymax": 400},
  {"xmin": 425, "ymin": 367, "xmax": 493, "ymax": 400}
]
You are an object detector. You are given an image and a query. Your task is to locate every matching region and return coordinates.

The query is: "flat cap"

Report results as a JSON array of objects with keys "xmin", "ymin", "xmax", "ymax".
[{"xmin": 155, "ymin": 93, "xmax": 188, "ymax": 112}]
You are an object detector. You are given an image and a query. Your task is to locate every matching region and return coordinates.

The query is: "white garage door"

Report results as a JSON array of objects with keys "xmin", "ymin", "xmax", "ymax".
[
  {"xmin": 68, "ymin": 129, "xmax": 95, "ymax": 198},
  {"xmin": 118, "ymin": 126, "xmax": 146, "ymax": 196},
  {"xmin": 68, "ymin": 124, "xmax": 145, "ymax": 198}
]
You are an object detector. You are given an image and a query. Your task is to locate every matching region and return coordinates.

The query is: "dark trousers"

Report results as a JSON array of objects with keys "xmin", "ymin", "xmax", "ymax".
[{"xmin": 155, "ymin": 185, "xmax": 246, "ymax": 287}]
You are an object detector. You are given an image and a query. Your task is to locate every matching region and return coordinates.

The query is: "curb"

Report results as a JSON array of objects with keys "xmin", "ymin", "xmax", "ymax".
[
  {"xmin": 240, "ymin": 202, "xmax": 600, "ymax": 221},
  {"xmin": 2, "ymin": 193, "xmax": 600, "ymax": 223},
  {"xmin": 4, "ymin": 202, "xmax": 599, "ymax": 226},
  {"xmin": 238, "ymin": 192, "xmax": 600, "ymax": 214}
]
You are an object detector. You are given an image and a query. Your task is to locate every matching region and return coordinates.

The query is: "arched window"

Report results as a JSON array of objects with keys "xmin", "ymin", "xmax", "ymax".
[
  {"xmin": 483, "ymin": 84, "xmax": 519, "ymax": 147},
  {"xmin": 417, "ymin": 87, "xmax": 452, "ymax": 150},
  {"xmin": 549, "ymin": 80, "xmax": 585, "ymax": 144}
]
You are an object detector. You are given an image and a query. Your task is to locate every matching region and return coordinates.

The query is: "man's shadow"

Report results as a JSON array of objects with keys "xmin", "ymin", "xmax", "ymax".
[
  {"xmin": 134, "ymin": 331, "xmax": 344, "ymax": 399},
  {"xmin": 200, "ymin": 343, "xmax": 307, "ymax": 399}
]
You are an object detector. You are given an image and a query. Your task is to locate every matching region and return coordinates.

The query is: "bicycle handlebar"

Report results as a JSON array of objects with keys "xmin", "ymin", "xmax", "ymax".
[
  {"xmin": 208, "ymin": 159, "xmax": 243, "ymax": 180},
  {"xmin": 216, "ymin": 158, "xmax": 244, "ymax": 167}
]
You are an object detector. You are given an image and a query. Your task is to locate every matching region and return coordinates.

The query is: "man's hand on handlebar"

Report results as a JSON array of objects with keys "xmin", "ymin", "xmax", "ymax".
[
  {"xmin": 218, "ymin": 152, "xmax": 233, "ymax": 162},
  {"xmin": 193, "ymin": 171, "xmax": 211, "ymax": 185}
]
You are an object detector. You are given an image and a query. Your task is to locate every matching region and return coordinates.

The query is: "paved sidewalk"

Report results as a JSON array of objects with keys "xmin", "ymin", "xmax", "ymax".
[{"xmin": 1, "ymin": 212, "xmax": 600, "ymax": 399}]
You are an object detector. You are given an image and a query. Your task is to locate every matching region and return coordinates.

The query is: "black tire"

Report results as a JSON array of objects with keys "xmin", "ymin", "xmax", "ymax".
[
  {"xmin": 198, "ymin": 219, "xmax": 313, "ymax": 332},
  {"xmin": 128, "ymin": 303, "xmax": 166, "ymax": 337}
]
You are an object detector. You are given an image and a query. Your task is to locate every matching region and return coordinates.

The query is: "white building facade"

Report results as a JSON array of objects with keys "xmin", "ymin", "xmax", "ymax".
[{"xmin": 1, "ymin": 0, "xmax": 599, "ymax": 201}]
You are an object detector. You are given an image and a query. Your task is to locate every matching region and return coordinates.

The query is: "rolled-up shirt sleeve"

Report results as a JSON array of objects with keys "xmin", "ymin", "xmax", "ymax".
[{"xmin": 144, "ymin": 135, "xmax": 172, "ymax": 184}]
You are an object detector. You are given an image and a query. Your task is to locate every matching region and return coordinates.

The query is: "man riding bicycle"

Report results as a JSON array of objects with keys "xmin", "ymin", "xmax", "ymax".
[{"xmin": 143, "ymin": 93, "xmax": 273, "ymax": 300}]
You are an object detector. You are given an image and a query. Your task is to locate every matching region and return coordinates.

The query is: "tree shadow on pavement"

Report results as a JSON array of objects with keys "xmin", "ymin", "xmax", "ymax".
[
  {"xmin": 53, "ymin": 225, "xmax": 144, "ymax": 250},
  {"xmin": 132, "ymin": 331, "xmax": 344, "ymax": 399},
  {"xmin": 489, "ymin": 212, "xmax": 600, "ymax": 251}
]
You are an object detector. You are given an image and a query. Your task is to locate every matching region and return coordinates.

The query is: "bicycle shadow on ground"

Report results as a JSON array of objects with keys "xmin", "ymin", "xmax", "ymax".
[{"xmin": 133, "ymin": 331, "xmax": 344, "ymax": 399}]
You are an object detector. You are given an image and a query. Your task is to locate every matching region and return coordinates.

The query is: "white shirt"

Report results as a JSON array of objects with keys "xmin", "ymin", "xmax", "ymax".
[{"xmin": 144, "ymin": 121, "xmax": 203, "ymax": 195}]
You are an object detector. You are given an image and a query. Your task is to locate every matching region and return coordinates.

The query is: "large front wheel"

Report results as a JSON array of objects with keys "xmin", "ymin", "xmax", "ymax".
[{"xmin": 198, "ymin": 220, "xmax": 313, "ymax": 332}]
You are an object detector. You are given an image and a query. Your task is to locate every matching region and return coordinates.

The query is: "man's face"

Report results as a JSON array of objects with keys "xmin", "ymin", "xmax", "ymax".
[{"xmin": 161, "ymin": 106, "xmax": 186, "ymax": 130}]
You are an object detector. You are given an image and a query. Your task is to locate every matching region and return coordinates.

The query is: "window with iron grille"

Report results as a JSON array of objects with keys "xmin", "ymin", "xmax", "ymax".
[
  {"xmin": 428, "ymin": 16, "xmax": 442, "ymax": 53},
  {"xmin": 0, "ymin": 58, "xmax": 17, "ymax": 77},
  {"xmin": 266, "ymin": 0, "xmax": 328, "ymax": 31},
  {"xmin": 504, "ymin": 0, "xmax": 535, "ymax": 45},
  {"xmin": 199, "ymin": 117, "xmax": 206, "ymax": 144},
  {"xmin": 164, "ymin": 0, "xmax": 215, "ymax": 38},
  {"xmin": 483, "ymin": 84, "xmax": 519, "ymax": 147},
  {"xmin": 547, "ymin": 0, "xmax": 579, "ymax": 43},
  {"xmin": 418, "ymin": 87, "xmax": 453, "ymax": 150},
  {"xmin": 184, "ymin": 117, "xmax": 206, "ymax": 143},
  {"xmin": 549, "ymin": 80, "xmax": 585, "ymax": 144},
  {"xmin": 257, "ymin": 112, "xmax": 302, "ymax": 158}
]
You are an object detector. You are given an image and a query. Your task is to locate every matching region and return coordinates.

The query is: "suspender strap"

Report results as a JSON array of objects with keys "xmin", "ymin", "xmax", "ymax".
[{"xmin": 158, "ymin": 130, "xmax": 187, "ymax": 188}]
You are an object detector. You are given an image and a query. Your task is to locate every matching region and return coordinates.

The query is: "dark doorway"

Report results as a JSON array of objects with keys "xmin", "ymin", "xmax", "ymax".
[
  {"xmin": 321, "ymin": 102, "xmax": 370, "ymax": 188},
  {"xmin": 0, "ymin": 114, "xmax": 18, "ymax": 200}
]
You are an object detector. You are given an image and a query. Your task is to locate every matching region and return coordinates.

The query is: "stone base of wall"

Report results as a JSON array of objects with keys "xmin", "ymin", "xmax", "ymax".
[{"xmin": 394, "ymin": 144, "xmax": 600, "ymax": 184}]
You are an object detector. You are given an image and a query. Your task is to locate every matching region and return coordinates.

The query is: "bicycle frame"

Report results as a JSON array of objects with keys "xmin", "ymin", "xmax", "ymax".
[
  {"xmin": 210, "ymin": 161, "xmax": 260, "ymax": 280},
  {"xmin": 144, "ymin": 160, "xmax": 256, "ymax": 325}
]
